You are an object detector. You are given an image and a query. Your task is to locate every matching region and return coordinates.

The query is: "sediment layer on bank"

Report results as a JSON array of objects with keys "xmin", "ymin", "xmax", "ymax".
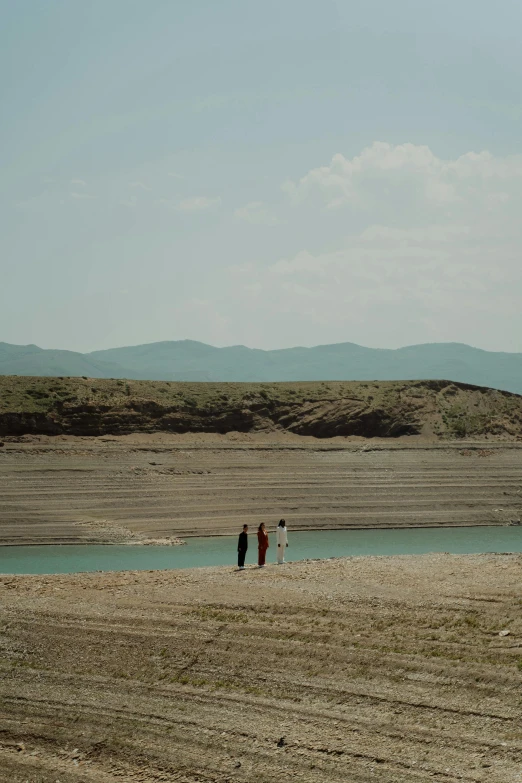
[{"xmin": 1, "ymin": 435, "xmax": 521, "ymax": 545}]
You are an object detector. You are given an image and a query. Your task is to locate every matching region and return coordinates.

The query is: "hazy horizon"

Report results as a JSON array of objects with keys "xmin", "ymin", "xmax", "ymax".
[
  {"xmin": 2, "ymin": 1, "xmax": 522, "ymax": 354},
  {"xmin": 3, "ymin": 336, "xmax": 522, "ymax": 357}
]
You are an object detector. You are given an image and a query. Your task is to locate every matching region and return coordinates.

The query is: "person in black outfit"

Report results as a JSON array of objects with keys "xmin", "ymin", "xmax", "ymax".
[{"xmin": 237, "ymin": 524, "xmax": 248, "ymax": 570}]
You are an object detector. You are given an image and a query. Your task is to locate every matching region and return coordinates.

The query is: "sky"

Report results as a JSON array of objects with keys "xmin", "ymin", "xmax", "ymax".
[{"xmin": 1, "ymin": 0, "xmax": 522, "ymax": 354}]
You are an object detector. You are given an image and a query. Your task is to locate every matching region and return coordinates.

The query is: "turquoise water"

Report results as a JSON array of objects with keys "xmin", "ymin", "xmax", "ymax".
[{"xmin": 0, "ymin": 526, "xmax": 521, "ymax": 574}]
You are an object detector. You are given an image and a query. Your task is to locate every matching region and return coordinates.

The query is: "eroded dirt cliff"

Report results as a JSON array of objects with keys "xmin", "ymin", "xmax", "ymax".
[{"xmin": 1, "ymin": 376, "xmax": 521, "ymax": 439}]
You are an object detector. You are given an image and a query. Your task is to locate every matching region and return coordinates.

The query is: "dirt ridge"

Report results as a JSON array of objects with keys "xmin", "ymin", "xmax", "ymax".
[{"xmin": 1, "ymin": 376, "xmax": 521, "ymax": 439}]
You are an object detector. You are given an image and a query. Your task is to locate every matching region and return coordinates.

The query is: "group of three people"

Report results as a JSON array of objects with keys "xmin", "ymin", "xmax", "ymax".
[{"xmin": 237, "ymin": 519, "xmax": 288, "ymax": 569}]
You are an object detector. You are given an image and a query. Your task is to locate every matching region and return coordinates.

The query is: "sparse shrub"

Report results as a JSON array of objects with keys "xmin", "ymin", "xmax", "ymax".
[{"xmin": 451, "ymin": 418, "xmax": 469, "ymax": 438}]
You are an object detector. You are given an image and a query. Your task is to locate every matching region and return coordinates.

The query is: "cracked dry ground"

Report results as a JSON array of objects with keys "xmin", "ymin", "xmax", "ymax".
[{"xmin": 1, "ymin": 555, "xmax": 522, "ymax": 783}]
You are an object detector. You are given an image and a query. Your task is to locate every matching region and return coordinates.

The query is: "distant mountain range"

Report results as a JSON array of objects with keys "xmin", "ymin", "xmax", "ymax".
[{"xmin": 0, "ymin": 340, "xmax": 521, "ymax": 395}]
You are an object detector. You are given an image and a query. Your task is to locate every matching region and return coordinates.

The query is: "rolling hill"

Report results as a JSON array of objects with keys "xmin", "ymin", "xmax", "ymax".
[
  {"xmin": 0, "ymin": 375, "xmax": 521, "ymax": 439},
  {"xmin": 0, "ymin": 340, "xmax": 521, "ymax": 394}
]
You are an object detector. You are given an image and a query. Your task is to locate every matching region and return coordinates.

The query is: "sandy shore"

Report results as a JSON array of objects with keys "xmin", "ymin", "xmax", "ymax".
[
  {"xmin": 1, "ymin": 433, "xmax": 521, "ymax": 545},
  {"xmin": 1, "ymin": 553, "xmax": 522, "ymax": 782}
]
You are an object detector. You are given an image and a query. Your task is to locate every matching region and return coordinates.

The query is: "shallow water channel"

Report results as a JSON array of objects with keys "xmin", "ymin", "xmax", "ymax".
[{"xmin": 1, "ymin": 526, "xmax": 522, "ymax": 575}]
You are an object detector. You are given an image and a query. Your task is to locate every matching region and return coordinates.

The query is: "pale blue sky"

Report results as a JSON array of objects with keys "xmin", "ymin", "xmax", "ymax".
[{"xmin": 2, "ymin": 0, "xmax": 522, "ymax": 352}]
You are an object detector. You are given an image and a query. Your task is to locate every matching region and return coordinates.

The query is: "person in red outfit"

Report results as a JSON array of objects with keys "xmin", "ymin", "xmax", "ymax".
[{"xmin": 257, "ymin": 522, "xmax": 269, "ymax": 567}]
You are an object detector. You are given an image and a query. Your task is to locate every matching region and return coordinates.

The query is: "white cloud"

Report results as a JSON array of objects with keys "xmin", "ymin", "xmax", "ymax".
[
  {"xmin": 279, "ymin": 142, "xmax": 522, "ymax": 256},
  {"xmin": 221, "ymin": 142, "xmax": 522, "ymax": 349},
  {"xmin": 226, "ymin": 223, "xmax": 520, "ymax": 347},
  {"xmin": 234, "ymin": 201, "xmax": 279, "ymax": 225},
  {"xmin": 283, "ymin": 142, "xmax": 522, "ymax": 218},
  {"xmin": 71, "ymin": 178, "xmax": 87, "ymax": 186},
  {"xmin": 70, "ymin": 191, "xmax": 94, "ymax": 200},
  {"xmin": 178, "ymin": 196, "xmax": 221, "ymax": 211},
  {"xmin": 129, "ymin": 181, "xmax": 152, "ymax": 191}
]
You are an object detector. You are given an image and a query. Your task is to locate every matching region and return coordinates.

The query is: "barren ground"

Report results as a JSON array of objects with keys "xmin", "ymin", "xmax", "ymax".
[
  {"xmin": 0, "ymin": 434, "xmax": 521, "ymax": 545},
  {"xmin": 1, "ymin": 554, "xmax": 522, "ymax": 782}
]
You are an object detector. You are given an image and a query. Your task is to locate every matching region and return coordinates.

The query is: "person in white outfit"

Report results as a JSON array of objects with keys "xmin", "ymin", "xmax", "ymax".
[{"xmin": 276, "ymin": 519, "xmax": 288, "ymax": 564}]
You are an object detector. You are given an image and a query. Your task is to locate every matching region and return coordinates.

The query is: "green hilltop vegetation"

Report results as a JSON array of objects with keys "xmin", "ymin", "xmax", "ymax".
[
  {"xmin": 0, "ymin": 339, "xmax": 521, "ymax": 395},
  {"xmin": 0, "ymin": 375, "xmax": 521, "ymax": 440}
]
